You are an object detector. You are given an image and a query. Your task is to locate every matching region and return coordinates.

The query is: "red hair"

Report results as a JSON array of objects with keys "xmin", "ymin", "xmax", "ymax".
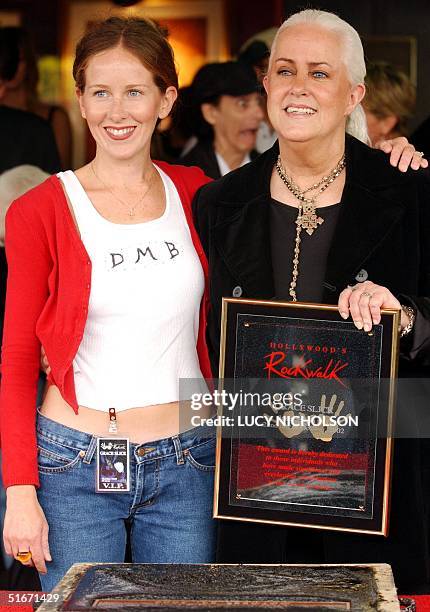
[{"xmin": 73, "ymin": 17, "xmax": 178, "ymax": 94}]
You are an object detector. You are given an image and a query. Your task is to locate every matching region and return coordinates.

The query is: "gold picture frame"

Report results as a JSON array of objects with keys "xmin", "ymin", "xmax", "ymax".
[{"xmin": 214, "ymin": 298, "xmax": 400, "ymax": 536}]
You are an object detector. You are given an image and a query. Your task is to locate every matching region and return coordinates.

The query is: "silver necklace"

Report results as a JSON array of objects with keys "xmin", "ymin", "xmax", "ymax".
[{"xmin": 91, "ymin": 162, "xmax": 155, "ymax": 217}]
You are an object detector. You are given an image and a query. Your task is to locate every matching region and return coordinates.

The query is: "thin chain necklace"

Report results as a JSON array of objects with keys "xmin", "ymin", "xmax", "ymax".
[
  {"xmin": 91, "ymin": 162, "xmax": 155, "ymax": 218},
  {"xmin": 275, "ymin": 154, "xmax": 346, "ymax": 301}
]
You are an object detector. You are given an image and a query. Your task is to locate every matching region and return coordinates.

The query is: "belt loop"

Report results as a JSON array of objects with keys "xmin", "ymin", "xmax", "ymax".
[
  {"xmin": 172, "ymin": 435, "xmax": 184, "ymax": 465},
  {"xmin": 83, "ymin": 436, "xmax": 97, "ymax": 464}
]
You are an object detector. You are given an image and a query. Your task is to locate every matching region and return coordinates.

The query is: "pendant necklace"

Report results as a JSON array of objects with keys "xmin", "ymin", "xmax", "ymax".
[
  {"xmin": 91, "ymin": 162, "xmax": 155, "ymax": 218},
  {"xmin": 275, "ymin": 154, "xmax": 346, "ymax": 301}
]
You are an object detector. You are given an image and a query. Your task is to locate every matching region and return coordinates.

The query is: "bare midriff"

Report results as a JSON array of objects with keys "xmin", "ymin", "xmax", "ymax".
[{"xmin": 40, "ymin": 385, "xmax": 209, "ymax": 443}]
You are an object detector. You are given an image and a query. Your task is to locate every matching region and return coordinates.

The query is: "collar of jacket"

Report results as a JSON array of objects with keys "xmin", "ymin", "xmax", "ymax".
[
  {"xmin": 182, "ymin": 139, "xmax": 260, "ymax": 181},
  {"xmin": 212, "ymin": 134, "xmax": 411, "ymax": 303}
]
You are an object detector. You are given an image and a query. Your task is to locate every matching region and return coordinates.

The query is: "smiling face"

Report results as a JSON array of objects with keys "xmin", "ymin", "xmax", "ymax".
[
  {"xmin": 264, "ymin": 24, "xmax": 365, "ymax": 147},
  {"xmin": 77, "ymin": 45, "xmax": 177, "ymax": 162},
  {"xmin": 203, "ymin": 92, "xmax": 264, "ymax": 158}
]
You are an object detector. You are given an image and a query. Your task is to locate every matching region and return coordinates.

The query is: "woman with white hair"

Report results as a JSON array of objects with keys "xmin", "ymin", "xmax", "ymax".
[{"xmin": 193, "ymin": 9, "xmax": 430, "ymax": 590}]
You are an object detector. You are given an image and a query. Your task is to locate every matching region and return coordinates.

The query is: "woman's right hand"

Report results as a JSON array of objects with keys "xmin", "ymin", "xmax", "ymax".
[
  {"xmin": 3, "ymin": 485, "xmax": 52, "ymax": 574},
  {"xmin": 40, "ymin": 345, "xmax": 51, "ymax": 376}
]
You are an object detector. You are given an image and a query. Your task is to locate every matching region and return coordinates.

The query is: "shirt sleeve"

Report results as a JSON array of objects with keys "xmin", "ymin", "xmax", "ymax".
[
  {"xmin": 0, "ymin": 200, "xmax": 51, "ymax": 487},
  {"xmin": 398, "ymin": 171, "xmax": 430, "ymax": 365}
]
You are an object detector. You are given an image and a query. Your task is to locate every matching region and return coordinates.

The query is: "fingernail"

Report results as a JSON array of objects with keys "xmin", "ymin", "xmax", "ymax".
[
  {"xmin": 354, "ymin": 320, "xmax": 363, "ymax": 330},
  {"xmin": 364, "ymin": 322, "xmax": 371, "ymax": 332},
  {"xmin": 340, "ymin": 312, "xmax": 348, "ymax": 319}
]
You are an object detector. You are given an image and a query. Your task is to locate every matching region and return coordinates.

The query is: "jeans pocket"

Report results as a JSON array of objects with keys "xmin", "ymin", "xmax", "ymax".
[
  {"xmin": 37, "ymin": 432, "xmax": 84, "ymax": 474},
  {"xmin": 185, "ymin": 437, "xmax": 216, "ymax": 471}
]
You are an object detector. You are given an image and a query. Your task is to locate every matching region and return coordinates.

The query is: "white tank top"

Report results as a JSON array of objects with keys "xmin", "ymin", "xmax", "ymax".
[{"xmin": 58, "ymin": 166, "xmax": 205, "ymax": 411}]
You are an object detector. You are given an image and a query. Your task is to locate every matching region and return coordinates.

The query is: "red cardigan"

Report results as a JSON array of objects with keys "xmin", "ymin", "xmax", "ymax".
[{"xmin": 0, "ymin": 162, "xmax": 212, "ymax": 488}]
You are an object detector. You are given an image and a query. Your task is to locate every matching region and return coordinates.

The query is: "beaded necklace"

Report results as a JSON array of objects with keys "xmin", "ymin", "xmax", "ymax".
[{"xmin": 275, "ymin": 154, "xmax": 346, "ymax": 301}]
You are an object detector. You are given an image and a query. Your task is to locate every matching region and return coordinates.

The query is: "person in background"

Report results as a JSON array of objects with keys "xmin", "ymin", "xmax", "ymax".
[
  {"xmin": 363, "ymin": 61, "xmax": 416, "ymax": 147},
  {"xmin": 168, "ymin": 86, "xmax": 199, "ymax": 158},
  {"xmin": 193, "ymin": 8, "xmax": 430, "ymax": 592},
  {"xmin": 179, "ymin": 61, "xmax": 264, "ymax": 179},
  {"xmin": 150, "ymin": 86, "xmax": 197, "ymax": 162},
  {"xmin": 238, "ymin": 39, "xmax": 277, "ymax": 154},
  {"xmin": 0, "ymin": 30, "xmax": 60, "ymax": 175},
  {"xmin": 0, "ymin": 27, "xmax": 73, "ymax": 170},
  {"xmin": 411, "ymin": 117, "xmax": 430, "ymax": 162},
  {"xmin": 238, "ymin": 40, "xmax": 270, "ymax": 83}
]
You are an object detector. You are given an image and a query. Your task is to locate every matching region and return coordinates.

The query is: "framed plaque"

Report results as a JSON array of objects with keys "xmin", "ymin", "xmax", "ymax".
[{"xmin": 214, "ymin": 299, "xmax": 400, "ymax": 535}]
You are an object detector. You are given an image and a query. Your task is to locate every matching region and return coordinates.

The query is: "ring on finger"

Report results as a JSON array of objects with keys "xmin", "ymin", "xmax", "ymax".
[
  {"xmin": 361, "ymin": 291, "xmax": 373, "ymax": 298},
  {"xmin": 15, "ymin": 551, "xmax": 32, "ymax": 564},
  {"xmin": 417, "ymin": 151, "xmax": 425, "ymax": 158}
]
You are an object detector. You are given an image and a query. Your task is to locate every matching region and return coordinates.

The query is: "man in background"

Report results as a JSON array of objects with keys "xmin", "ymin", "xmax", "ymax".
[
  {"xmin": 0, "ymin": 28, "xmax": 60, "ymax": 174},
  {"xmin": 180, "ymin": 61, "xmax": 264, "ymax": 179}
]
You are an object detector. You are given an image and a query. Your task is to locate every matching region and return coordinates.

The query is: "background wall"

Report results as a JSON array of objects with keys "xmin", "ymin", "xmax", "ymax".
[
  {"xmin": 0, "ymin": 0, "xmax": 60, "ymax": 55},
  {"xmin": 224, "ymin": 0, "xmax": 283, "ymax": 55}
]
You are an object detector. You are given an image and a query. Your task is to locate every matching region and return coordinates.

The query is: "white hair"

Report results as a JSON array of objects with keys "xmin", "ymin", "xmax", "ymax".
[
  {"xmin": 270, "ymin": 9, "xmax": 369, "ymax": 144},
  {"xmin": 0, "ymin": 165, "xmax": 49, "ymax": 246}
]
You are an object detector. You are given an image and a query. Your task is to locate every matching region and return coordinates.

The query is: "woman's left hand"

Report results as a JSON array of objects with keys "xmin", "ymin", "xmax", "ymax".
[
  {"xmin": 376, "ymin": 136, "xmax": 428, "ymax": 172},
  {"xmin": 338, "ymin": 281, "xmax": 408, "ymax": 331}
]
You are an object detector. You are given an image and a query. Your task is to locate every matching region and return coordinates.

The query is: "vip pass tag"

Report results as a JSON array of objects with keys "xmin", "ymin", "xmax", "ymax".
[{"xmin": 96, "ymin": 437, "xmax": 130, "ymax": 493}]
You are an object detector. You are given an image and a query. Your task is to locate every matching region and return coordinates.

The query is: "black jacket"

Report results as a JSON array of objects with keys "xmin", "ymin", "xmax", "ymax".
[
  {"xmin": 411, "ymin": 116, "xmax": 430, "ymax": 161},
  {"xmin": 193, "ymin": 135, "xmax": 430, "ymax": 590},
  {"xmin": 180, "ymin": 139, "xmax": 259, "ymax": 180},
  {"xmin": 0, "ymin": 105, "xmax": 60, "ymax": 174}
]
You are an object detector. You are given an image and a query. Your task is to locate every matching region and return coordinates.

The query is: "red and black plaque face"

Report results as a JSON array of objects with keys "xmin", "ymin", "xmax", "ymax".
[{"xmin": 216, "ymin": 299, "xmax": 399, "ymax": 535}]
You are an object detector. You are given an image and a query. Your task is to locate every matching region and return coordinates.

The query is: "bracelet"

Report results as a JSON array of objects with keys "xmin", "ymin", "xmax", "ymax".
[{"xmin": 400, "ymin": 305, "xmax": 416, "ymax": 338}]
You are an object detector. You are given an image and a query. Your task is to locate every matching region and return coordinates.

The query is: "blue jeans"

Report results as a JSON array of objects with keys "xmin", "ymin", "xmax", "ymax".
[{"xmin": 36, "ymin": 412, "xmax": 217, "ymax": 592}]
